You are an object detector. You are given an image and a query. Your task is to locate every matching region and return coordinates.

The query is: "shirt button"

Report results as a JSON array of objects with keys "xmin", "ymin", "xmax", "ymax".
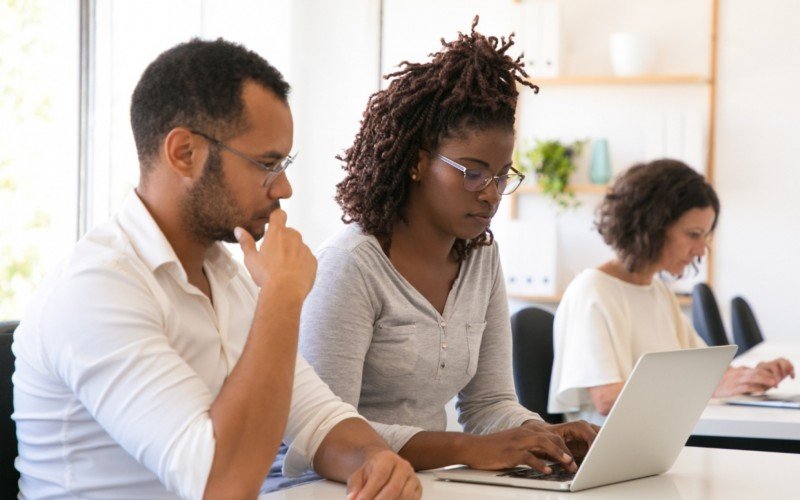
[
  {"xmin": 442, "ymin": 343, "xmax": 447, "ymax": 349},
  {"xmin": 440, "ymin": 363, "xmax": 446, "ymax": 368},
  {"xmin": 439, "ymin": 321, "xmax": 446, "ymax": 328}
]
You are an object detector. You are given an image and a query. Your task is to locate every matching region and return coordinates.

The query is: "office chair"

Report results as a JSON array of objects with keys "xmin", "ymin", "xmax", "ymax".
[
  {"xmin": 510, "ymin": 307, "xmax": 563, "ymax": 424},
  {"xmin": 731, "ymin": 297, "xmax": 764, "ymax": 355},
  {"xmin": 0, "ymin": 320, "xmax": 20, "ymax": 497},
  {"xmin": 691, "ymin": 283, "xmax": 730, "ymax": 347}
]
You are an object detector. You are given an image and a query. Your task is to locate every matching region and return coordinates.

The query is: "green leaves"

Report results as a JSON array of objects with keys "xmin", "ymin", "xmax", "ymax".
[{"xmin": 517, "ymin": 139, "xmax": 585, "ymax": 209}]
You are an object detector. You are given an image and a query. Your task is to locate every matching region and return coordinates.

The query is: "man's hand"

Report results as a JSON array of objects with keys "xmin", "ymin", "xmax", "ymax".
[
  {"xmin": 345, "ymin": 449, "xmax": 421, "ymax": 500},
  {"xmin": 235, "ymin": 209, "xmax": 316, "ymax": 300},
  {"xmin": 715, "ymin": 358, "xmax": 796, "ymax": 397},
  {"xmin": 522, "ymin": 420, "xmax": 599, "ymax": 460}
]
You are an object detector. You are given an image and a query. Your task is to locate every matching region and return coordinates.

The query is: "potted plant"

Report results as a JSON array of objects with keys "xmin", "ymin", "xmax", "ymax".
[{"xmin": 516, "ymin": 139, "xmax": 586, "ymax": 208}]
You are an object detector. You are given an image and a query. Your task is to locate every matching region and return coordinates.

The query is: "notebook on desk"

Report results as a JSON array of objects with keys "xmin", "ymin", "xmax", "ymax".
[{"xmin": 434, "ymin": 345, "xmax": 737, "ymax": 492}]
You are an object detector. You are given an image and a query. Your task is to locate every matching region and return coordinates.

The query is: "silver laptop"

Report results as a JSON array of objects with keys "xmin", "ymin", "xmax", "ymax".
[
  {"xmin": 725, "ymin": 393, "xmax": 800, "ymax": 409},
  {"xmin": 435, "ymin": 345, "xmax": 737, "ymax": 492}
]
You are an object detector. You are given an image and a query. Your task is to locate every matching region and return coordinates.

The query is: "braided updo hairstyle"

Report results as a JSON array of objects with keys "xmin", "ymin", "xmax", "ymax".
[{"xmin": 335, "ymin": 17, "xmax": 538, "ymax": 261}]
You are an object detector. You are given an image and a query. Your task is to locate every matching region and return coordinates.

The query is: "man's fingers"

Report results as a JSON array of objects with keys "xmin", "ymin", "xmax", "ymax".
[
  {"xmin": 372, "ymin": 460, "xmax": 412, "ymax": 500},
  {"xmin": 267, "ymin": 208, "xmax": 288, "ymax": 231},
  {"xmin": 400, "ymin": 475, "xmax": 422, "ymax": 500},
  {"xmin": 346, "ymin": 467, "xmax": 366, "ymax": 500},
  {"xmin": 353, "ymin": 458, "xmax": 393, "ymax": 500},
  {"xmin": 234, "ymin": 226, "xmax": 256, "ymax": 256}
]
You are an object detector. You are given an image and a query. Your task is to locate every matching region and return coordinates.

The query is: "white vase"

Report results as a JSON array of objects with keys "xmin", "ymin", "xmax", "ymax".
[{"xmin": 609, "ymin": 33, "xmax": 656, "ymax": 76}]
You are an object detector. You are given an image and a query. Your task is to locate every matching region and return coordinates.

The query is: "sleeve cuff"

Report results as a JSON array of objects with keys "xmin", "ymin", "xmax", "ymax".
[
  {"xmin": 368, "ymin": 421, "xmax": 425, "ymax": 452},
  {"xmin": 282, "ymin": 413, "xmax": 366, "ymax": 477}
]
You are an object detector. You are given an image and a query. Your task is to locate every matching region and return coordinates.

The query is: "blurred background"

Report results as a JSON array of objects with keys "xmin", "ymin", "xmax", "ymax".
[{"xmin": 1, "ymin": 0, "xmax": 798, "ymax": 342}]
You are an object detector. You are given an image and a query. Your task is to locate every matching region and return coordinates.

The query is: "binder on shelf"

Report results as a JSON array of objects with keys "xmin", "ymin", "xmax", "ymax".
[
  {"xmin": 493, "ymin": 215, "xmax": 558, "ymax": 297},
  {"xmin": 644, "ymin": 111, "xmax": 707, "ymax": 174},
  {"xmin": 518, "ymin": 1, "xmax": 560, "ymax": 78}
]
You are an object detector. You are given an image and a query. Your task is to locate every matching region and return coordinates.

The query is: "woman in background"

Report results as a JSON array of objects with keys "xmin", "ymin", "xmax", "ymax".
[
  {"xmin": 549, "ymin": 159, "xmax": 794, "ymax": 425},
  {"xmin": 299, "ymin": 19, "xmax": 597, "ymax": 474}
]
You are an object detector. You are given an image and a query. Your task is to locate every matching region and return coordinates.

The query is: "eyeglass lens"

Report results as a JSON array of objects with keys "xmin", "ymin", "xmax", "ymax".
[{"xmin": 463, "ymin": 169, "xmax": 522, "ymax": 194}]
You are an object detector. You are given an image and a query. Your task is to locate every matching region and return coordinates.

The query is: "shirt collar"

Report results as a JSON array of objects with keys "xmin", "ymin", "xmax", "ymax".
[{"xmin": 117, "ymin": 190, "xmax": 240, "ymax": 282}]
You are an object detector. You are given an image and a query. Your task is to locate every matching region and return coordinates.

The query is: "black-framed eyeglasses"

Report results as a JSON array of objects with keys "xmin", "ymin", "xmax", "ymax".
[
  {"xmin": 190, "ymin": 130, "xmax": 297, "ymax": 188},
  {"xmin": 433, "ymin": 152, "xmax": 525, "ymax": 195}
]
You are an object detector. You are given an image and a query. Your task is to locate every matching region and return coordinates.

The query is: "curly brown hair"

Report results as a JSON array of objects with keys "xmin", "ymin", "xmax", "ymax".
[
  {"xmin": 335, "ymin": 17, "xmax": 538, "ymax": 261},
  {"xmin": 596, "ymin": 158, "xmax": 720, "ymax": 273}
]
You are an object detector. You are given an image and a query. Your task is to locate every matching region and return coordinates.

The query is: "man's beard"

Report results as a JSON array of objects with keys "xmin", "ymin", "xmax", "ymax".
[{"xmin": 181, "ymin": 148, "xmax": 250, "ymax": 245}]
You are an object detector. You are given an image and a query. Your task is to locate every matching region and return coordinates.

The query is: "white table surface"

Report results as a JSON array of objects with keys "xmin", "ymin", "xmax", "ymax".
[
  {"xmin": 693, "ymin": 340, "xmax": 800, "ymax": 440},
  {"xmin": 259, "ymin": 446, "xmax": 796, "ymax": 499}
]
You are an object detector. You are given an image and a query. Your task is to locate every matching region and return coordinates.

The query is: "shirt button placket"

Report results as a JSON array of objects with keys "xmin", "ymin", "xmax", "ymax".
[{"xmin": 439, "ymin": 320, "xmax": 447, "ymax": 372}]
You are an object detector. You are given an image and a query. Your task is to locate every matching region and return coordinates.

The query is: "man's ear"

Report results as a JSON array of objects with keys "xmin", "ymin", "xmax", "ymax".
[{"xmin": 163, "ymin": 128, "xmax": 205, "ymax": 180}]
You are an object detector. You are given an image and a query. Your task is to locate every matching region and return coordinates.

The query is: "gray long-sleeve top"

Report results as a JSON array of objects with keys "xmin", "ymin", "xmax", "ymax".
[{"xmin": 299, "ymin": 224, "xmax": 542, "ymax": 451}]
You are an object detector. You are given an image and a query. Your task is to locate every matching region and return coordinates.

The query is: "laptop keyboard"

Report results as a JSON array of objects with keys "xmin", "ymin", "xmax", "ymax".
[{"xmin": 497, "ymin": 465, "xmax": 576, "ymax": 482}]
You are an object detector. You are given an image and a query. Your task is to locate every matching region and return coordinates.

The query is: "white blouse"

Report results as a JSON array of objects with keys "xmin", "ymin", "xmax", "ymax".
[{"xmin": 548, "ymin": 269, "xmax": 705, "ymax": 425}]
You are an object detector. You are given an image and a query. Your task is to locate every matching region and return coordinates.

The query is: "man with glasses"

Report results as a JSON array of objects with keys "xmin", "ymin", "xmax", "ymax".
[{"xmin": 12, "ymin": 39, "xmax": 420, "ymax": 499}]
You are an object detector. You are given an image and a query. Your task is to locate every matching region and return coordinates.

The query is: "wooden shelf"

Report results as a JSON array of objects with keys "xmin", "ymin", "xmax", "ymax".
[
  {"xmin": 516, "ymin": 183, "xmax": 610, "ymax": 195},
  {"xmin": 509, "ymin": 292, "xmax": 693, "ymax": 307},
  {"xmin": 508, "ymin": 293, "xmax": 563, "ymax": 304},
  {"xmin": 527, "ymin": 75, "xmax": 711, "ymax": 86}
]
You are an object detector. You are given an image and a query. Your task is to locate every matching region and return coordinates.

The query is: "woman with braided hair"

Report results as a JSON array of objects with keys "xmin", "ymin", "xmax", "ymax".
[{"xmin": 299, "ymin": 19, "xmax": 597, "ymax": 473}]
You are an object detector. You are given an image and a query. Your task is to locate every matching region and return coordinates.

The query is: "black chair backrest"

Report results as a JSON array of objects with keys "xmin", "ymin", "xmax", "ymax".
[
  {"xmin": 510, "ymin": 307, "xmax": 563, "ymax": 424},
  {"xmin": 0, "ymin": 321, "xmax": 20, "ymax": 497},
  {"xmin": 691, "ymin": 283, "xmax": 729, "ymax": 346},
  {"xmin": 731, "ymin": 297, "xmax": 764, "ymax": 355}
]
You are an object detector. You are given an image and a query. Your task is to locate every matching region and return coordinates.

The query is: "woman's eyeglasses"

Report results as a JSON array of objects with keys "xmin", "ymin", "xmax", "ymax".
[{"xmin": 433, "ymin": 152, "xmax": 525, "ymax": 195}]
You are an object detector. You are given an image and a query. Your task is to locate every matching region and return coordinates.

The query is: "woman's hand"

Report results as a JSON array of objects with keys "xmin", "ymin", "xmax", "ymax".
[
  {"xmin": 522, "ymin": 419, "xmax": 599, "ymax": 460},
  {"xmin": 460, "ymin": 427, "xmax": 574, "ymax": 473},
  {"xmin": 714, "ymin": 358, "xmax": 795, "ymax": 397}
]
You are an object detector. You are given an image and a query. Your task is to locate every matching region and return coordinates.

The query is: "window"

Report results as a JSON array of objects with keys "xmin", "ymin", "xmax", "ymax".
[{"xmin": 0, "ymin": 0, "xmax": 80, "ymax": 320}]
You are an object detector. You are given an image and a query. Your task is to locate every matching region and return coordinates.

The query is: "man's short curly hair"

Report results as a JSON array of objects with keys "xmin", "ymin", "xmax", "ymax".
[
  {"xmin": 596, "ymin": 159, "xmax": 720, "ymax": 272},
  {"xmin": 130, "ymin": 38, "xmax": 290, "ymax": 172},
  {"xmin": 335, "ymin": 17, "xmax": 538, "ymax": 261}
]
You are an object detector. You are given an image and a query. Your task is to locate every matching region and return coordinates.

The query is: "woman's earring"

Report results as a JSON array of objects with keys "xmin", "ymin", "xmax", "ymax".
[{"xmin": 411, "ymin": 173, "xmax": 418, "ymax": 180}]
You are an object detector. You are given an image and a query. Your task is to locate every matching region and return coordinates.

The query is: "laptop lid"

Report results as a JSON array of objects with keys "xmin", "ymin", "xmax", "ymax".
[
  {"xmin": 570, "ymin": 345, "xmax": 736, "ymax": 490},
  {"xmin": 435, "ymin": 345, "xmax": 736, "ymax": 492}
]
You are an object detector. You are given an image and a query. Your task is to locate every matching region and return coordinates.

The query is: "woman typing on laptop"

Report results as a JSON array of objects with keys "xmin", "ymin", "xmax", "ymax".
[
  {"xmin": 298, "ymin": 19, "xmax": 597, "ymax": 475},
  {"xmin": 549, "ymin": 159, "xmax": 794, "ymax": 425}
]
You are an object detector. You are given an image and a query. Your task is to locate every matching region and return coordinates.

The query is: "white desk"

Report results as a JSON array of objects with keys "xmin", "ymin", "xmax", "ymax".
[
  {"xmin": 259, "ymin": 446, "xmax": 796, "ymax": 499},
  {"xmin": 691, "ymin": 341, "xmax": 800, "ymax": 451}
]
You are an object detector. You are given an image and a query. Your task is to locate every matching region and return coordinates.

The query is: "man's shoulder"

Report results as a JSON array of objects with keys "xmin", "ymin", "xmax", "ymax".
[{"xmin": 66, "ymin": 217, "xmax": 150, "ymax": 278}]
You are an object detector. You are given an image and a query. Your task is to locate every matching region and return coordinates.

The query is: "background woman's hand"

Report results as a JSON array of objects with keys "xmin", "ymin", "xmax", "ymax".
[{"xmin": 714, "ymin": 358, "xmax": 795, "ymax": 397}]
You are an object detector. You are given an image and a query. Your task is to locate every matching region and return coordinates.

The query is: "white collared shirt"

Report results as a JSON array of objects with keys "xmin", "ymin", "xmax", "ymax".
[{"xmin": 12, "ymin": 191, "xmax": 362, "ymax": 499}]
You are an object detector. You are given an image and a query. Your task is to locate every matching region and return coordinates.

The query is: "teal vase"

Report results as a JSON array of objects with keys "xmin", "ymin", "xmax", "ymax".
[{"xmin": 589, "ymin": 138, "xmax": 612, "ymax": 185}]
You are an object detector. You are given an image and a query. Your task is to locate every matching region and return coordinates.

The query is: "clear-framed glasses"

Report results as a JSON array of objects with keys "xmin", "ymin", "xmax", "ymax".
[
  {"xmin": 190, "ymin": 130, "xmax": 297, "ymax": 188},
  {"xmin": 433, "ymin": 152, "xmax": 525, "ymax": 195}
]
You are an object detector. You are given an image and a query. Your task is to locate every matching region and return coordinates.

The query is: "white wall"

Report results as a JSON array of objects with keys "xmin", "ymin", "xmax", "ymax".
[
  {"xmin": 184, "ymin": 0, "xmax": 799, "ymax": 343},
  {"xmin": 714, "ymin": 0, "xmax": 800, "ymax": 341},
  {"xmin": 284, "ymin": 0, "xmax": 381, "ymax": 250}
]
